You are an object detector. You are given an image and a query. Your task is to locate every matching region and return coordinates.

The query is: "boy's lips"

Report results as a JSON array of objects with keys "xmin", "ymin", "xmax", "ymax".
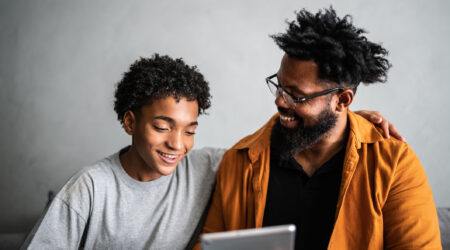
[{"xmin": 157, "ymin": 151, "xmax": 182, "ymax": 164}]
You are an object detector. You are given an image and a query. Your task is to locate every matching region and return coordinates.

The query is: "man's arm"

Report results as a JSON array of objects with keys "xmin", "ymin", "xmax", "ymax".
[
  {"xmin": 200, "ymin": 153, "xmax": 228, "ymax": 234},
  {"xmin": 382, "ymin": 144, "xmax": 441, "ymax": 249}
]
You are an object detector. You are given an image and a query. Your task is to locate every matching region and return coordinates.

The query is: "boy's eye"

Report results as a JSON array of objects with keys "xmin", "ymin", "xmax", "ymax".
[
  {"xmin": 185, "ymin": 131, "xmax": 196, "ymax": 136},
  {"xmin": 154, "ymin": 126, "xmax": 169, "ymax": 131}
]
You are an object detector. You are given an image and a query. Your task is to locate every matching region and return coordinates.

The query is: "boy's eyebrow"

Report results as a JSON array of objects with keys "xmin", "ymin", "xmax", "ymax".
[
  {"xmin": 154, "ymin": 116, "xmax": 198, "ymax": 126},
  {"xmin": 154, "ymin": 116, "xmax": 174, "ymax": 123},
  {"xmin": 189, "ymin": 121, "xmax": 199, "ymax": 126}
]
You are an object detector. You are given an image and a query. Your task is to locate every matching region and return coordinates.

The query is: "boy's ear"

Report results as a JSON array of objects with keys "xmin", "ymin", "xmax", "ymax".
[{"xmin": 123, "ymin": 110, "xmax": 136, "ymax": 135}]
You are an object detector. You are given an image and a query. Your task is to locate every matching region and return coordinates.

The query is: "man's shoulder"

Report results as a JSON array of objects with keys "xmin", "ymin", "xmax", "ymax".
[
  {"xmin": 348, "ymin": 111, "xmax": 411, "ymax": 150},
  {"xmin": 370, "ymin": 136, "xmax": 415, "ymax": 169},
  {"xmin": 347, "ymin": 112, "xmax": 422, "ymax": 178},
  {"xmin": 228, "ymin": 114, "xmax": 279, "ymax": 151},
  {"xmin": 223, "ymin": 133, "xmax": 268, "ymax": 161},
  {"xmin": 215, "ymin": 115, "xmax": 279, "ymax": 173}
]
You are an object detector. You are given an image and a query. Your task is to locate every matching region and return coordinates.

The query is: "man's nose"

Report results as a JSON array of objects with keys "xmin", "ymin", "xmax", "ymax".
[{"xmin": 275, "ymin": 94, "xmax": 290, "ymax": 110}]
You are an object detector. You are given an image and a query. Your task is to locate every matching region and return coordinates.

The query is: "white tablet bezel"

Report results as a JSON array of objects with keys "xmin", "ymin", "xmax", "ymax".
[{"xmin": 201, "ymin": 224, "xmax": 296, "ymax": 250}]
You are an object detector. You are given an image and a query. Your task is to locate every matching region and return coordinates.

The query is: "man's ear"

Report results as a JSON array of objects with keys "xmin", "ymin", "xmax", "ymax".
[
  {"xmin": 336, "ymin": 89, "xmax": 354, "ymax": 112},
  {"xmin": 123, "ymin": 110, "xmax": 136, "ymax": 135}
]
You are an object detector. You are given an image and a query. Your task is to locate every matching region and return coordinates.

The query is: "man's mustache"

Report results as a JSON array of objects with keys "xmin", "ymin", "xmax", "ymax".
[{"xmin": 277, "ymin": 107, "xmax": 297, "ymax": 117}]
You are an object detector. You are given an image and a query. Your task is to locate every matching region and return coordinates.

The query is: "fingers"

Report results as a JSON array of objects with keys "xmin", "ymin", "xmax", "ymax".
[
  {"xmin": 369, "ymin": 112, "xmax": 383, "ymax": 124},
  {"xmin": 355, "ymin": 110, "xmax": 382, "ymax": 124},
  {"xmin": 354, "ymin": 110, "xmax": 406, "ymax": 142},
  {"xmin": 380, "ymin": 118, "xmax": 390, "ymax": 139},
  {"xmin": 388, "ymin": 123, "xmax": 406, "ymax": 142},
  {"xmin": 373, "ymin": 114, "xmax": 406, "ymax": 141}
]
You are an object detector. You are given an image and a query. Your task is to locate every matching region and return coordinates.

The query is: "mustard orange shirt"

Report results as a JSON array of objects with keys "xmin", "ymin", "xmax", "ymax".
[{"xmin": 198, "ymin": 111, "xmax": 441, "ymax": 250}]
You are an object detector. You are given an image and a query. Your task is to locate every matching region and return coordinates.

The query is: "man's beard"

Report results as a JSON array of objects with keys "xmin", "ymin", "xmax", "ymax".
[{"xmin": 271, "ymin": 105, "xmax": 338, "ymax": 160}]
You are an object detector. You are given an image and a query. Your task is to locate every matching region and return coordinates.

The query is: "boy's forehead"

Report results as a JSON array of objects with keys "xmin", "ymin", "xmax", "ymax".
[{"xmin": 140, "ymin": 96, "xmax": 199, "ymax": 123}]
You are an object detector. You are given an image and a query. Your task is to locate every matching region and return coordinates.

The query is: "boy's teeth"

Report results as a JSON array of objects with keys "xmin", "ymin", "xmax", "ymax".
[{"xmin": 160, "ymin": 153, "xmax": 177, "ymax": 159}]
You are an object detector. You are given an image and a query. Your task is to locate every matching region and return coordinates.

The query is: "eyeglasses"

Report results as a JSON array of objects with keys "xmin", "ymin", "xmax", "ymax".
[{"xmin": 265, "ymin": 73, "xmax": 344, "ymax": 109}]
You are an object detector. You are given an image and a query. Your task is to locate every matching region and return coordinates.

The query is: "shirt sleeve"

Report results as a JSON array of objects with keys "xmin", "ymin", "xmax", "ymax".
[
  {"xmin": 21, "ymin": 197, "xmax": 88, "ymax": 250},
  {"xmin": 382, "ymin": 143, "xmax": 442, "ymax": 249},
  {"xmin": 21, "ymin": 171, "xmax": 93, "ymax": 250},
  {"xmin": 190, "ymin": 147, "xmax": 226, "ymax": 173},
  {"xmin": 192, "ymin": 150, "xmax": 231, "ymax": 250},
  {"xmin": 207, "ymin": 147, "xmax": 227, "ymax": 173}
]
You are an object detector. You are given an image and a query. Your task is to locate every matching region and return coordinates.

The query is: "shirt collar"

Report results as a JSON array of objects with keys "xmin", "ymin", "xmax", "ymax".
[
  {"xmin": 233, "ymin": 114, "xmax": 278, "ymax": 163},
  {"xmin": 232, "ymin": 110, "xmax": 385, "ymax": 163},
  {"xmin": 347, "ymin": 110, "xmax": 385, "ymax": 149}
]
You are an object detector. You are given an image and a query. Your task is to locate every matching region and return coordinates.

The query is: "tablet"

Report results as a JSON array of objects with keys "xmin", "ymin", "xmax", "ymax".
[{"xmin": 201, "ymin": 224, "xmax": 296, "ymax": 250}]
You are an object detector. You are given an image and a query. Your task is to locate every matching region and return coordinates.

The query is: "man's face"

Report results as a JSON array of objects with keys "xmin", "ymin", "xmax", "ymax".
[
  {"xmin": 273, "ymin": 55, "xmax": 338, "ymax": 155},
  {"xmin": 131, "ymin": 96, "xmax": 198, "ymax": 179}
]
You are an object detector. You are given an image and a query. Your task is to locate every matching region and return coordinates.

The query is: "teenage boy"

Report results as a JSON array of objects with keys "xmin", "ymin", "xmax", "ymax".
[{"xmin": 22, "ymin": 54, "xmax": 224, "ymax": 249}]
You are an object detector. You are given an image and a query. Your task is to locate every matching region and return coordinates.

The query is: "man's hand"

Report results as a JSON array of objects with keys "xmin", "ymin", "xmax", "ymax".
[{"xmin": 354, "ymin": 110, "xmax": 405, "ymax": 142}]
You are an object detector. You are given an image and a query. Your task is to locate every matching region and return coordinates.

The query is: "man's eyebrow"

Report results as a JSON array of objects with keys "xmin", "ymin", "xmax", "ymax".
[
  {"xmin": 286, "ymin": 86, "xmax": 307, "ymax": 96},
  {"xmin": 277, "ymin": 76, "xmax": 307, "ymax": 96},
  {"xmin": 154, "ymin": 116, "xmax": 198, "ymax": 126},
  {"xmin": 280, "ymin": 83, "xmax": 307, "ymax": 96}
]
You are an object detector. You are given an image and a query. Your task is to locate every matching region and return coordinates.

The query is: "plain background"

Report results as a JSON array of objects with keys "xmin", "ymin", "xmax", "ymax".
[{"xmin": 1, "ymin": 0, "xmax": 449, "ymax": 234}]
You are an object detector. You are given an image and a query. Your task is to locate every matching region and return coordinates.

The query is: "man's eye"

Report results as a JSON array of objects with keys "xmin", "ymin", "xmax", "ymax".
[{"xmin": 185, "ymin": 131, "xmax": 196, "ymax": 136}]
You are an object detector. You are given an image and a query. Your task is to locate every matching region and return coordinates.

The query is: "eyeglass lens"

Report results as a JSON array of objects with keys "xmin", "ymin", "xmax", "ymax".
[{"xmin": 267, "ymin": 78, "xmax": 296, "ymax": 108}]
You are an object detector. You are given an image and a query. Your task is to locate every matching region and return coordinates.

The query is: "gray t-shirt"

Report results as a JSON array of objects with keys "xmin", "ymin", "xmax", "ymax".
[{"xmin": 22, "ymin": 147, "xmax": 225, "ymax": 250}]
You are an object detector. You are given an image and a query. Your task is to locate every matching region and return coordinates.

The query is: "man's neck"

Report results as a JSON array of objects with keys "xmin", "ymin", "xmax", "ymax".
[{"xmin": 293, "ymin": 114, "xmax": 349, "ymax": 177}]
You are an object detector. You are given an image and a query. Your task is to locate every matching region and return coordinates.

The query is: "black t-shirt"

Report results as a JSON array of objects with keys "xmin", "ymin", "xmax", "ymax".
[{"xmin": 263, "ymin": 147, "xmax": 345, "ymax": 250}]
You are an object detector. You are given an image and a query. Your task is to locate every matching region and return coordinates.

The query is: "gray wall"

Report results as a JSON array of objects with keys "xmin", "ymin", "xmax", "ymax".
[{"xmin": 1, "ymin": 0, "xmax": 449, "ymax": 233}]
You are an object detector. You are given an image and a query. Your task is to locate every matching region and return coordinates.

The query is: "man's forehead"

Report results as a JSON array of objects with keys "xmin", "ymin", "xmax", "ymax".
[
  {"xmin": 277, "ymin": 56, "xmax": 322, "ymax": 88},
  {"xmin": 279, "ymin": 56, "xmax": 319, "ymax": 79},
  {"xmin": 278, "ymin": 55, "xmax": 338, "ymax": 90}
]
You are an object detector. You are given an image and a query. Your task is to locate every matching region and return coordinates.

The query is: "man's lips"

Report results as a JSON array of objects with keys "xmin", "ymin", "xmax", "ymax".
[
  {"xmin": 278, "ymin": 107, "xmax": 297, "ymax": 122},
  {"xmin": 279, "ymin": 113, "xmax": 298, "ymax": 129},
  {"xmin": 157, "ymin": 150, "xmax": 182, "ymax": 164},
  {"xmin": 280, "ymin": 113, "xmax": 296, "ymax": 122}
]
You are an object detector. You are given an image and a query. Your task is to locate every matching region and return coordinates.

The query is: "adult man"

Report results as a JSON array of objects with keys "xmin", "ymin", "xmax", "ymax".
[
  {"xmin": 22, "ymin": 54, "xmax": 224, "ymax": 249},
  {"xmin": 199, "ymin": 7, "xmax": 441, "ymax": 249}
]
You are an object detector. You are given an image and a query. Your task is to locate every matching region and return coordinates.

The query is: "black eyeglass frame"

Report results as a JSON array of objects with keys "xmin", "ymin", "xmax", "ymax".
[{"xmin": 265, "ymin": 73, "xmax": 345, "ymax": 104}]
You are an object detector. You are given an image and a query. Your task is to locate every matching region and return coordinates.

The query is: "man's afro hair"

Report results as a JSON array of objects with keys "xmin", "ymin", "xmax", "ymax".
[{"xmin": 271, "ymin": 6, "xmax": 391, "ymax": 88}]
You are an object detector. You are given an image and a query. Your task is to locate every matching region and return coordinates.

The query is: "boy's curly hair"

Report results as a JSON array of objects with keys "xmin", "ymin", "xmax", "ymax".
[{"xmin": 114, "ymin": 54, "xmax": 211, "ymax": 124}]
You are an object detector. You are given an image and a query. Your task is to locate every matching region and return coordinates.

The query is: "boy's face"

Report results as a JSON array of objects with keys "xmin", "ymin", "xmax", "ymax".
[{"xmin": 127, "ymin": 96, "xmax": 199, "ymax": 179}]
